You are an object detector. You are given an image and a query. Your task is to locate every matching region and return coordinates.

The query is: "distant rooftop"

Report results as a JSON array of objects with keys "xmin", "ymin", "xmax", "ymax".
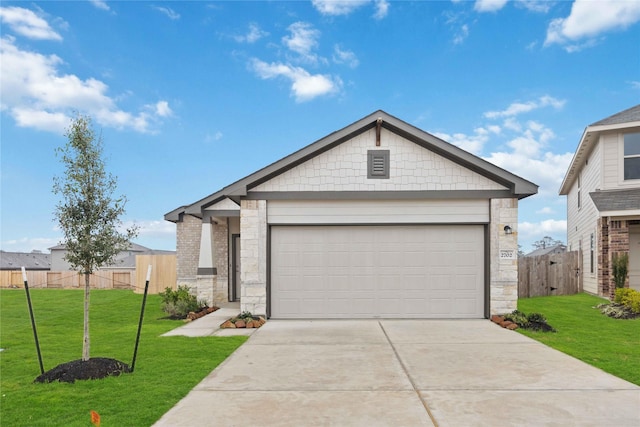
[
  {"xmin": 524, "ymin": 243, "xmax": 567, "ymax": 258},
  {"xmin": 0, "ymin": 250, "xmax": 51, "ymax": 270}
]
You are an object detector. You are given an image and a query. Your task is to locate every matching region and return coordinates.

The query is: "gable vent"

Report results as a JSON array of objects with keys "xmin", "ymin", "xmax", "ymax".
[{"xmin": 368, "ymin": 150, "xmax": 390, "ymax": 179}]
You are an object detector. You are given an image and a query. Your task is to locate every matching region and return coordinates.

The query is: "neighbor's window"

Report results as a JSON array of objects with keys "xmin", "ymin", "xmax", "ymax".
[
  {"xmin": 624, "ymin": 132, "xmax": 640, "ymax": 180},
  {"xmin": 577, "ymin": 173, "xmax": 581, "ymax": 209}
]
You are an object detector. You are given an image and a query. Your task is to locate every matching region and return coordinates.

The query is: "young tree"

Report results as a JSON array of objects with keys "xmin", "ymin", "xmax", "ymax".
[
  {"xmin": 53, "ymin": 115, "xmax": 138, "ymax": 361},
  {"xmin": 532, "ymin": 236, "xmax": 564, "ymax": 250}
]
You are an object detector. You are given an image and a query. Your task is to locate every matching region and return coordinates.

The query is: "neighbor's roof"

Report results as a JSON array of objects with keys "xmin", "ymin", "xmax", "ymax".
[
  {"xmin": 523, "ymin": 243, "xmax": 567, "ymax": 258},
  {"xmin": 166, "ymin": 110, "xmax": 539, "ymax": 222},
  {"xmin": 49, "ymin": 242, "xmax": 151, "ymax": 252},
  {"xmin": 0, "ymin": 251, "xmax": 51, "ymax": 270},
  {"xmin": 590, "ymin": 189, "xmax": 640, "ymax": 213},
  {"xmin": 559, "ymin": 104, "xmax": 640, "ymax": 195}
]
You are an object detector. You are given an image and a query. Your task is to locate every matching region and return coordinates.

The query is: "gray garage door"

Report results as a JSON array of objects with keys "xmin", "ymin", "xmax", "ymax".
[{"xmin": 270, "ymin": 225, "xmax": 485, "ymax": 319}]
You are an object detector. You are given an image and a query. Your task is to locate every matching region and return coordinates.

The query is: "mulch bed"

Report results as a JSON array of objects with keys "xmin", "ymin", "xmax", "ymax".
[{"xmin": 34, "ymin": 358, "xmax": 130, "ymax": 384}]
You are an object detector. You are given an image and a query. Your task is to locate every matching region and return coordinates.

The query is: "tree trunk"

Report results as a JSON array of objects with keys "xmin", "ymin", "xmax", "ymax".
[{"xmin": 82, "ymin": 272, "xmax": 90, "ymax": 361}]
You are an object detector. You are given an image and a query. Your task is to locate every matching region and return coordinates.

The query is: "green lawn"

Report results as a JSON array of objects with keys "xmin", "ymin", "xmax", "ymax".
[
  {"xmin": 0, "ymin": 289, "xmax": 247, "ymax": 427},
  {"xmin": 517, "ymin": 293, "xmax": 640, "ymax": 385}
]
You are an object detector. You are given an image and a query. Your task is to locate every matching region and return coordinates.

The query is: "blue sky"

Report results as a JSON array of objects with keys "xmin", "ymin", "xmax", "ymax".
[{"xmin": 1, "ymin": 0, "xmax": 639, "ymax": 254}]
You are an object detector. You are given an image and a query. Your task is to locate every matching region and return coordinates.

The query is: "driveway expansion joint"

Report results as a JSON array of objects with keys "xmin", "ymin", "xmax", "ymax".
[{"xmin": 378, "ymin": 321, "xmax": 439, "ymax": 427}]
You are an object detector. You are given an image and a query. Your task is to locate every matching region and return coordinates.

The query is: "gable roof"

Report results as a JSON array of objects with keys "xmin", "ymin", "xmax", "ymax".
[
  {"xmin": 559, "ymin": 104, "xmax": 640, "ymax": 195},
  {"xmin": 166, "ymin": 110, "xmax": 538, "ymax": 222}
]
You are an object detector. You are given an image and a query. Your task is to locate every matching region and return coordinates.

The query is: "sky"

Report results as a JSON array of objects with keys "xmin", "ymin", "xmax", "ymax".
[{"xmin": 1, "ymin": 0, "xmax": 639, "ymax": 255}]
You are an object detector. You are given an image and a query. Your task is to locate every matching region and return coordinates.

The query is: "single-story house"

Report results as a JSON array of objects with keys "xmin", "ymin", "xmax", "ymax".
[
  {"xmin": 165, "ymin": 110, "xmax": 538, "ymax": 319},
  {"xmin": 49, "ymin": 243, "xmax": 173, "ymax": 271},
  {"xmin": 559, "ymin": 104, "xmax": 640, "ymax": 296}
]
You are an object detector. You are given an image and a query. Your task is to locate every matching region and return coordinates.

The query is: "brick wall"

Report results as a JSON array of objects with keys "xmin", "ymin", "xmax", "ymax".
[
  {"xmin": 598, "ymin": 218, "xmax": 631, "ymax": 298},
  {"xmin": 176, "ymin": 214, "xmax": 200, "ymax": 283}
]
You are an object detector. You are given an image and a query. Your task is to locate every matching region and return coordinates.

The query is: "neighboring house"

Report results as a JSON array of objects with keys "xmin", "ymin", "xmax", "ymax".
[
  {"xmin": 49, "ymin": 243, "xmax": 173, "ymax": 270},
  {"xmin": 559, "ymin": 104, "xmax": 640, "ymax": 297},
  {"xmin": 0, "ymin": 250, "xmax": 51, "ymax": 270},
  {"xmin": 524, "ymin": 243, "xmax": 567, "ymax": 258},
  {"xmin": 165, "ymin": 110, "xmax": 538, "ymax": 319}
]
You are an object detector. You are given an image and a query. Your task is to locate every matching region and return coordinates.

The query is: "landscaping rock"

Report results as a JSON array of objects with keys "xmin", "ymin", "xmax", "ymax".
[
  {"xmin": 506, "ymin": 323, "xmax": 518, "ymax": 330},
  {"xmin": 221, "ymin": 320, "xmax": 236, "ymax": 329},
  {"xmin": 235, "ymin": 319, "xmax": 246, "ymax": 328},
  {"xmin": 490, "ymin": 315, "xmax": 504, "ymax": 324}
]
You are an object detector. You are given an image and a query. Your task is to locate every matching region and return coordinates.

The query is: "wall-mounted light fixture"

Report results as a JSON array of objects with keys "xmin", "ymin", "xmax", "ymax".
[{"xmin": 504, "ymin": 225, "xmax": 513, "ymax": 235}]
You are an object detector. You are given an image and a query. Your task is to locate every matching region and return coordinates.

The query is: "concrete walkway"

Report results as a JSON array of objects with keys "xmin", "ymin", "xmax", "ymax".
[
  {"xmin": 154, "ymin": 319, "xmax": 640, "ymax": 426},
  {"xmin": 161, "ymin": 303, "xmax": 258, "ymax": 338}
]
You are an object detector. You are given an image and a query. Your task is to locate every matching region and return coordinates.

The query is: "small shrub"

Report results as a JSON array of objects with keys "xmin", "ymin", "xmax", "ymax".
[
  {"xmin": 504, "ymin": 309, "xmax": 555, "ymax": 332},
  {"xmin": 596, "ymin": 303, "xmax": 632, "ymax": 319},
  {"xmin": 612, "ymin": 252, "xmax": 629, "ymax": 289},
  {"xmin": 159, "ymin": 285, "xmax": 207, "ymax": 319},
  {"xmin": 503, "ymin": 310, "xmax": 529, "ymax": 327},
  {"xmin": 614, "ymin": 288, "xmax": 640, "ymax": 314}
]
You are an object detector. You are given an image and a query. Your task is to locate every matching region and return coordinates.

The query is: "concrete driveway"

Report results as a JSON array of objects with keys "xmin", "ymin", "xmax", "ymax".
[{"xmin": 154, "ymin": 320, "xmax": 640, "ymax": 426}]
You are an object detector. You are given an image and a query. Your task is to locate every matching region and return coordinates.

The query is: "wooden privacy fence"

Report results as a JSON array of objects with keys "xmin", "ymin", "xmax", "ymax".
[
  {"xmin": 0, "ymin": 269, "xmax": 134, "ymax": 290},
  {"xmin": 518, "ymin": 251, "xmax": 582, "ymax": 298},
  {"xmin": 134, "ymin": 255, "xmax": 176, "ymax": 294},
  {"xmin": 1, "ymin": 254, "xmax": 177, "ymax": 294}
]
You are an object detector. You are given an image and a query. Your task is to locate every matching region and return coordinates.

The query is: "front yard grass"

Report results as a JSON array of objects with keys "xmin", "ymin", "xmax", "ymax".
[
  {"xmin": 0, "ymin": 289, "xmax": 247, "ymax": 426},
  {"xmin": 517, "ymin": 293, "xmax": 640, "ymax": 386}
]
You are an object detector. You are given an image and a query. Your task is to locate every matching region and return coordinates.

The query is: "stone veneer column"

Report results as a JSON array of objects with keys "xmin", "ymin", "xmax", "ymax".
[
  {"xmin": 490, "ymin": 198, "xmax": 518, "ymax": 315},
  {"xmin": 240, "ymin": 200, "xmax": 267, "ymax": 316}
]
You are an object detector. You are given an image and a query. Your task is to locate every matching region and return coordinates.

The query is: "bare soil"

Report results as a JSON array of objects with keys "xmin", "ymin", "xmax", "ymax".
[{"xmin": 34, "ymin": 357, "xmax": 130, "ymax": 383}]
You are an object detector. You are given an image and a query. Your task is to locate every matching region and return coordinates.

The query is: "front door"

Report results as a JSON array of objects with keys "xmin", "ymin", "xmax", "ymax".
[{"xmin": 629, "ymin": 227, "xmax": 640, "ymax": 291}]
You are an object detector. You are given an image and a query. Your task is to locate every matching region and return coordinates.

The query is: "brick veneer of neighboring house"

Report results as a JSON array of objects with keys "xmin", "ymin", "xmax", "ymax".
[{"xmin": 598, "ymin": 218, "xmax": 635, "ymax": 298}]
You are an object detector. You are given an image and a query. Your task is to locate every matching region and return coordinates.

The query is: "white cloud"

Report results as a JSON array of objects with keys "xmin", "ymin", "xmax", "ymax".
[
  {"xmin": 283, "ymin": 22, "xmax": 321, "ymax": 63},
  {"xmin": 0, "ymin": 36, "xmax": 171, "ymax": 134},
  {"xmin": 536, "ymin": 207, "xmax": 555, "ymax": 214},
  {"xmin": 89, "ymin": 1, "xmax": 110, "ymax": 11},
  {"xmin": 312, "ymin": 0, "xmax": 370, "ymax": 16},
  {"xmin": 1, "ymin": 236, "xmax": 60, "ymax": 253},
  {"xmin": 153, "ymin": 6, "xmax": 180, "ymax": 20},
  {"xmin": 516, "ymin": 0, "xmax": 551, "ymax": 13},
  {"xmin": 474, "ymin": 0, "xmax": 508, "ymax": 13},
  {"xmin": 333, "ymin": 45, "xmax": 359, "ymax": 68},
  {"xmin": 484, "ymin": 95, "xmax": 565, "ymax": 119},
  {"xmin": 153, "ymin": 100, "xmax": 173, "ymax": 117},
  {"xmin": 250, "ymin": 59, "xmax": 341, "ymax": 102},
  {"xmin": 234, "ymin": 23, "xmax": 268, "ymax": 43},
  {"xmin": 373, "ymin": 0, "xmax": 390, "ymax": 19},
  {"xmin": 453, "ymin": 24, "xmax": 469, "ymax": 45},
  {"xmin": 545, "ymin": 0, "xmax": 640, "ymax": 51},
  {"xmin": 631, "ymin": 81, "xmax": 640, "ymax": 90},
  {"xmin": 312, "ymin": 0, "xmax": 389, "ymax": 18},
  {"xmin": 518, "ymin": 219, "xmax": 567, "ymax": 243},
  {"xmin": 122, "ymin": 220, "xmax": 175, "ymax": 239},
  {"xmin": 435, "ymin": 125, "xmax": 500, "ymax": 155},
  {"xmin": 0, "ymin": 6, "xmax": 62, "ymax": 41}
]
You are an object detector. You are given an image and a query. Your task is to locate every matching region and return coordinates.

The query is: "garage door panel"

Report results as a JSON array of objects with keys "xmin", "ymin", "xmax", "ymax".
[{"xmin": 271, "ymin": 225, "xmax": 484, "ymax": 318}]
